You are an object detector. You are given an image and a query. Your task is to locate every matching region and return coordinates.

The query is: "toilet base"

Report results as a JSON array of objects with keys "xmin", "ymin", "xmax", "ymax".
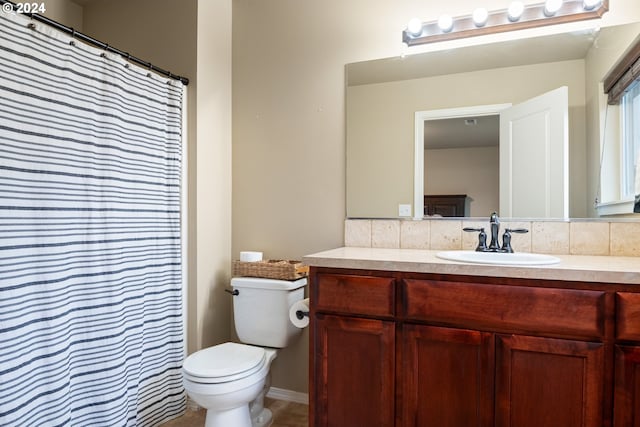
[
  {"xmin": 250, "ymin": 371, "xmax": 273, "ymax": 426},
  {"xmin": 204, "ymin": 405, "xmax": 252, "ymax": 427},
  {"xmin": 252, "ymin": 408, "xmax": 273, "ymax": 427},
  {"xmin": 200, "ymin": 400, "xmax": 272, "ymax": 427}
]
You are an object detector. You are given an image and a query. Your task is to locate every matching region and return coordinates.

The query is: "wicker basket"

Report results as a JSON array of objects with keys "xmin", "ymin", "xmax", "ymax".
[{"xmin": 232, "ymin": 259, "xmax": 309, "ymax": 280}]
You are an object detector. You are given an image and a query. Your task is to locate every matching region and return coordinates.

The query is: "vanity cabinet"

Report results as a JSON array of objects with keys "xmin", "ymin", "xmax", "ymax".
[
  {"xmin": 614, "ymin": 293, "xmax": 640, "ymax": 427},
  {"xmin": 495, "ymin": 334, "xmax": 604, "ymax": 427},
  {"xmin": 613, "ymin": 345, "xmax": 640, "ymax": 427},
  {"xmin": 402, "ymin": 278, "xmax": 606, "ymax": 427},
  {"xmin": 311, "ymin": 273, "xmax": 396, "ymax": 427},
  {"xmin": 313, "ymin": 314, "xmax": 395, "ymax": 426},
  {"xmin": 401, "ymin": 324, "xmax": 494, "ymax": 427},
  {"xmin": 309, "ymin": 267, "xmax": 639, "ymax": 427}
]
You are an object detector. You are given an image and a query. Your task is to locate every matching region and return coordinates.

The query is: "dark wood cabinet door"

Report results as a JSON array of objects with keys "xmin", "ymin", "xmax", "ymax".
[
  {"xmin": 496, "ymin": 334, "xmax": 605, "ymax": 427},
  {"xmin": 614, "ymin": 345, "xmax": 640, "ymax": 427},
  {"xmin": 400, "ymin": 324, "xmax": 494, "ymax": 427},
  {"xmin": 616, "ymin": 293, "xmax": 640, "ymax": 341},
  {"xmin": 313, "ymin": 314, "xmax": 395, "ymax": 427}
]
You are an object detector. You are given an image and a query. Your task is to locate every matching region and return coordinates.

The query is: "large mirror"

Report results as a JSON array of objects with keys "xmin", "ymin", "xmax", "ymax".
[{"xmin": 346, "ymin": 22, "xmax": 640, "ymax": 219}]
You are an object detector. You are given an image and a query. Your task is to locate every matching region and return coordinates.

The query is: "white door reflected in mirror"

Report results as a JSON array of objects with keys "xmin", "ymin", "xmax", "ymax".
[
  {"xmin": 499, "ymin": 86, "xmax": 569, "ymax": 218},
  {"xmin": 414, "ymin": 87, "xmax": 569, "ymax": 219}
]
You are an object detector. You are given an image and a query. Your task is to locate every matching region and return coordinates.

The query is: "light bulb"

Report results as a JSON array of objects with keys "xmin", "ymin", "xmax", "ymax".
[
  {"xmin": 508, "ymin": 1, "xmax": 525, "ymax": 21},
  {"xmin": 583, "ymin": 0, "xmax": 602, "ymax": 10},
  {"xmin": 544, "ymin": 0, "xmax": 563, "ymax": 16},
  {"xmin": 407, "ymin": 18, "xmax": 423, "ymax": 36},
  {"xmin": 472, "ymin": 8, "xmax": 488, "ymax": 27},
  {"xmin": 438, "ymin": 14, "xmax": 453, "ymax": 33}
]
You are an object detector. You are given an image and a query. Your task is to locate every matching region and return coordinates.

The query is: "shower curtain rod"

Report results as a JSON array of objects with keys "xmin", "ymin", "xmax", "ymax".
[{"xmin": 0, "ymin": 0, "xmax": 189, "ymax": 85}]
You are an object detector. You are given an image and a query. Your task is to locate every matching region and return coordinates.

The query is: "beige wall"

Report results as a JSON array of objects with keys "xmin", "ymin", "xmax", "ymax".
[
  {"xmin": 348, "ymin": 59, "xmax": 587, "ymax": 218},
  {"xmin": 194, "ymin": 0, "xmax": 233, "ymax": 351},
  {"xmin": 425, "ymin": 146, "xmax": 499, "ymax": 217},
  {"xmin": 42, "ymin": 0, "xmax": 82, "ymax": 29}
]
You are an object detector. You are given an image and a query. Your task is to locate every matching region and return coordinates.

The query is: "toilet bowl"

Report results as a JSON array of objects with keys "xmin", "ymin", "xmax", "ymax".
[
  {"xmin": 182, "ymin": 277, "xmax": 307, "ymax": 427},
  {"xmin": 182, "ymin": 342, "xmax": 277, "ymax": 427}
]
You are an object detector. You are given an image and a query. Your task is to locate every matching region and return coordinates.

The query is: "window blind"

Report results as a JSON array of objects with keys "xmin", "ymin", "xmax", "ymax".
[{"xmin": 603, "ymin": 33, "xmax": 640, "ymax": 105}]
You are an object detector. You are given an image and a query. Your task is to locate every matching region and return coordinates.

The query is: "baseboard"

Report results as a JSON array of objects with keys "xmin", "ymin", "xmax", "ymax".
[{"xmin": 266, "ymin": 387, "xmax": 309, "ymax": 405}]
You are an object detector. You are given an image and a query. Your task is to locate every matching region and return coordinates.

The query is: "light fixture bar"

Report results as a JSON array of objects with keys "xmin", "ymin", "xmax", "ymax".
[{"xmin": 403, "ymin": 0, "xmax": 608, "ymax": 46}]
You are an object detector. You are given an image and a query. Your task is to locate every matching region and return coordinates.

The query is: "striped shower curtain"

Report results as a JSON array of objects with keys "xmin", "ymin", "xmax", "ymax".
[{"xmin": 0, "ymin": 10, "xmax": 185, "ymax": 427}]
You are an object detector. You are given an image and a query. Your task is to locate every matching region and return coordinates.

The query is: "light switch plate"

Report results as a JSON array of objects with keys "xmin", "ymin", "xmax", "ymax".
[{"xmin": 398, "ymin": 204, "xmax": 412, "ymax": 217}]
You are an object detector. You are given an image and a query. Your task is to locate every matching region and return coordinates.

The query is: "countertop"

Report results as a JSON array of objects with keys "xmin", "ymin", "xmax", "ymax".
[{"xmin": 303, "ymin": 247, "xmax": 640, "ymax": 285}]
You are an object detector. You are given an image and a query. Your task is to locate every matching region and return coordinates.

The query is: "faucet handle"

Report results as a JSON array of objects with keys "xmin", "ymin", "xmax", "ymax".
[
  {"xmin": 500, "ymin": 228, "xmax": 529, "ymax": 253},
  {"xmin": 506, "ymin": 228, "xmax": 529, "ymax": 234},
  {"xmin": 463, "ymin": 227, "xmax": 488, "ymax": 252}
]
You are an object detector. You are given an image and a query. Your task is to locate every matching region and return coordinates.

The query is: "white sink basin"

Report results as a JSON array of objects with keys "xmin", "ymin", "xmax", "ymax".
[{"xmin": 436, "ymin": 250, "xmax": 561, "ymax": 266}]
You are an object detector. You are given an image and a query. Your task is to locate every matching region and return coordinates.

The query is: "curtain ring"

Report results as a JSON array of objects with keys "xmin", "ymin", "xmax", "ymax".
[
  {"xmin": 69, "ymin": 28, "xmax": 76, "ymax": 46},
  {"xmin": 124, "ymin": 53, "xmax": 131, "ymax": 68}
]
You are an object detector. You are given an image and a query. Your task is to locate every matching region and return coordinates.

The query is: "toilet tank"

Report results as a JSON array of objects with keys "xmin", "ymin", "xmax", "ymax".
[{"xmin": 231, "ymin": 277, "xmax": 307, "ymax": 348}]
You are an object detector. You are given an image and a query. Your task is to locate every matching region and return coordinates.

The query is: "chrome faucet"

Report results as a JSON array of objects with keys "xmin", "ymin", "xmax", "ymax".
[{"xmin": 463, "ymin": 212, "xmax": 528, "ymax": 253}]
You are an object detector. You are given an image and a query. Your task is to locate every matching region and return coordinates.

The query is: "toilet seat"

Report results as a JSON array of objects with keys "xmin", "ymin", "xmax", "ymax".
[{"xmin": 183, "ymin": 342, "xmax": 266, "ymax": 384}]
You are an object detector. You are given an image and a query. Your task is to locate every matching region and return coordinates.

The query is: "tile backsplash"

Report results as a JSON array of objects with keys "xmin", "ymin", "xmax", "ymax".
[{"xmin": 345, "ymin": 219, "xmax": 640, "ymax": 257}]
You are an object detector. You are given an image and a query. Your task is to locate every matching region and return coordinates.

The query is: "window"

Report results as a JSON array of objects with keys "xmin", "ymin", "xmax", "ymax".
[{"xmin": 600, "ymin": 32, "xmax": 640, "ymax": 215}]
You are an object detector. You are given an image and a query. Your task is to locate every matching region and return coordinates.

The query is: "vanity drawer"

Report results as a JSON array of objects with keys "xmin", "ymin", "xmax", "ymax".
[
  {"xmin": 314, "ymin": 273, "xmax": 395, "ymax": 318},
  {"xmin": 403, "ymin": 279, "xmax": 606, "ymax": 339},
  {"xmin": 616, "ymin": 292, "xmax": 640, "ymax": 341}
]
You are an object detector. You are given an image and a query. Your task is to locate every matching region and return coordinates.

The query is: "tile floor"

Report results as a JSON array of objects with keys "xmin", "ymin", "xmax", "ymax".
[{"xmin": 160, "ymin": 398, "xmax": 308, "ymax": 427}]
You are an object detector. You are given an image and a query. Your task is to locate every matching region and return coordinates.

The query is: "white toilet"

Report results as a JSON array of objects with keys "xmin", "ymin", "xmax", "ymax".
[{"xmin": 182, "ymin": 277, "xmax": 307, "ymax": 427}]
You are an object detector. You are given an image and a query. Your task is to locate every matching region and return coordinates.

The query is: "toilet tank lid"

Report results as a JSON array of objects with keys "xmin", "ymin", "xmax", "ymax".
[{"xmin": 231, "ymin": 277, "xmax": 307, "ymax": 290}]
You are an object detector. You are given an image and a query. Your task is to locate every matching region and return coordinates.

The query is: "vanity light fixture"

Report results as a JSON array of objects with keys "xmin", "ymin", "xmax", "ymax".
[
  {"xmin": 438, "ymin": 14, "xmax": 454, "ymax": 32},
  {"xmin": 508, "ymin": 1, "xmax": 525, "ymax": 21},
  {"xmin": 472, "ymin": 8, "xmax": 489, "ymax": 27},
  {"xmin": 582, "ymin": 0, "xmax": 602, "ymax": 10},
  {"xmin": 544, "ymin": 0, "xmax": 564, "ymax": 16},
  {"xmin": 403, "ymin": 0, "xmax": 608, "ymax": 46},
  {"xmin": 407, "ymin": 17, "xmax": 423, "ymax": 36}
]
